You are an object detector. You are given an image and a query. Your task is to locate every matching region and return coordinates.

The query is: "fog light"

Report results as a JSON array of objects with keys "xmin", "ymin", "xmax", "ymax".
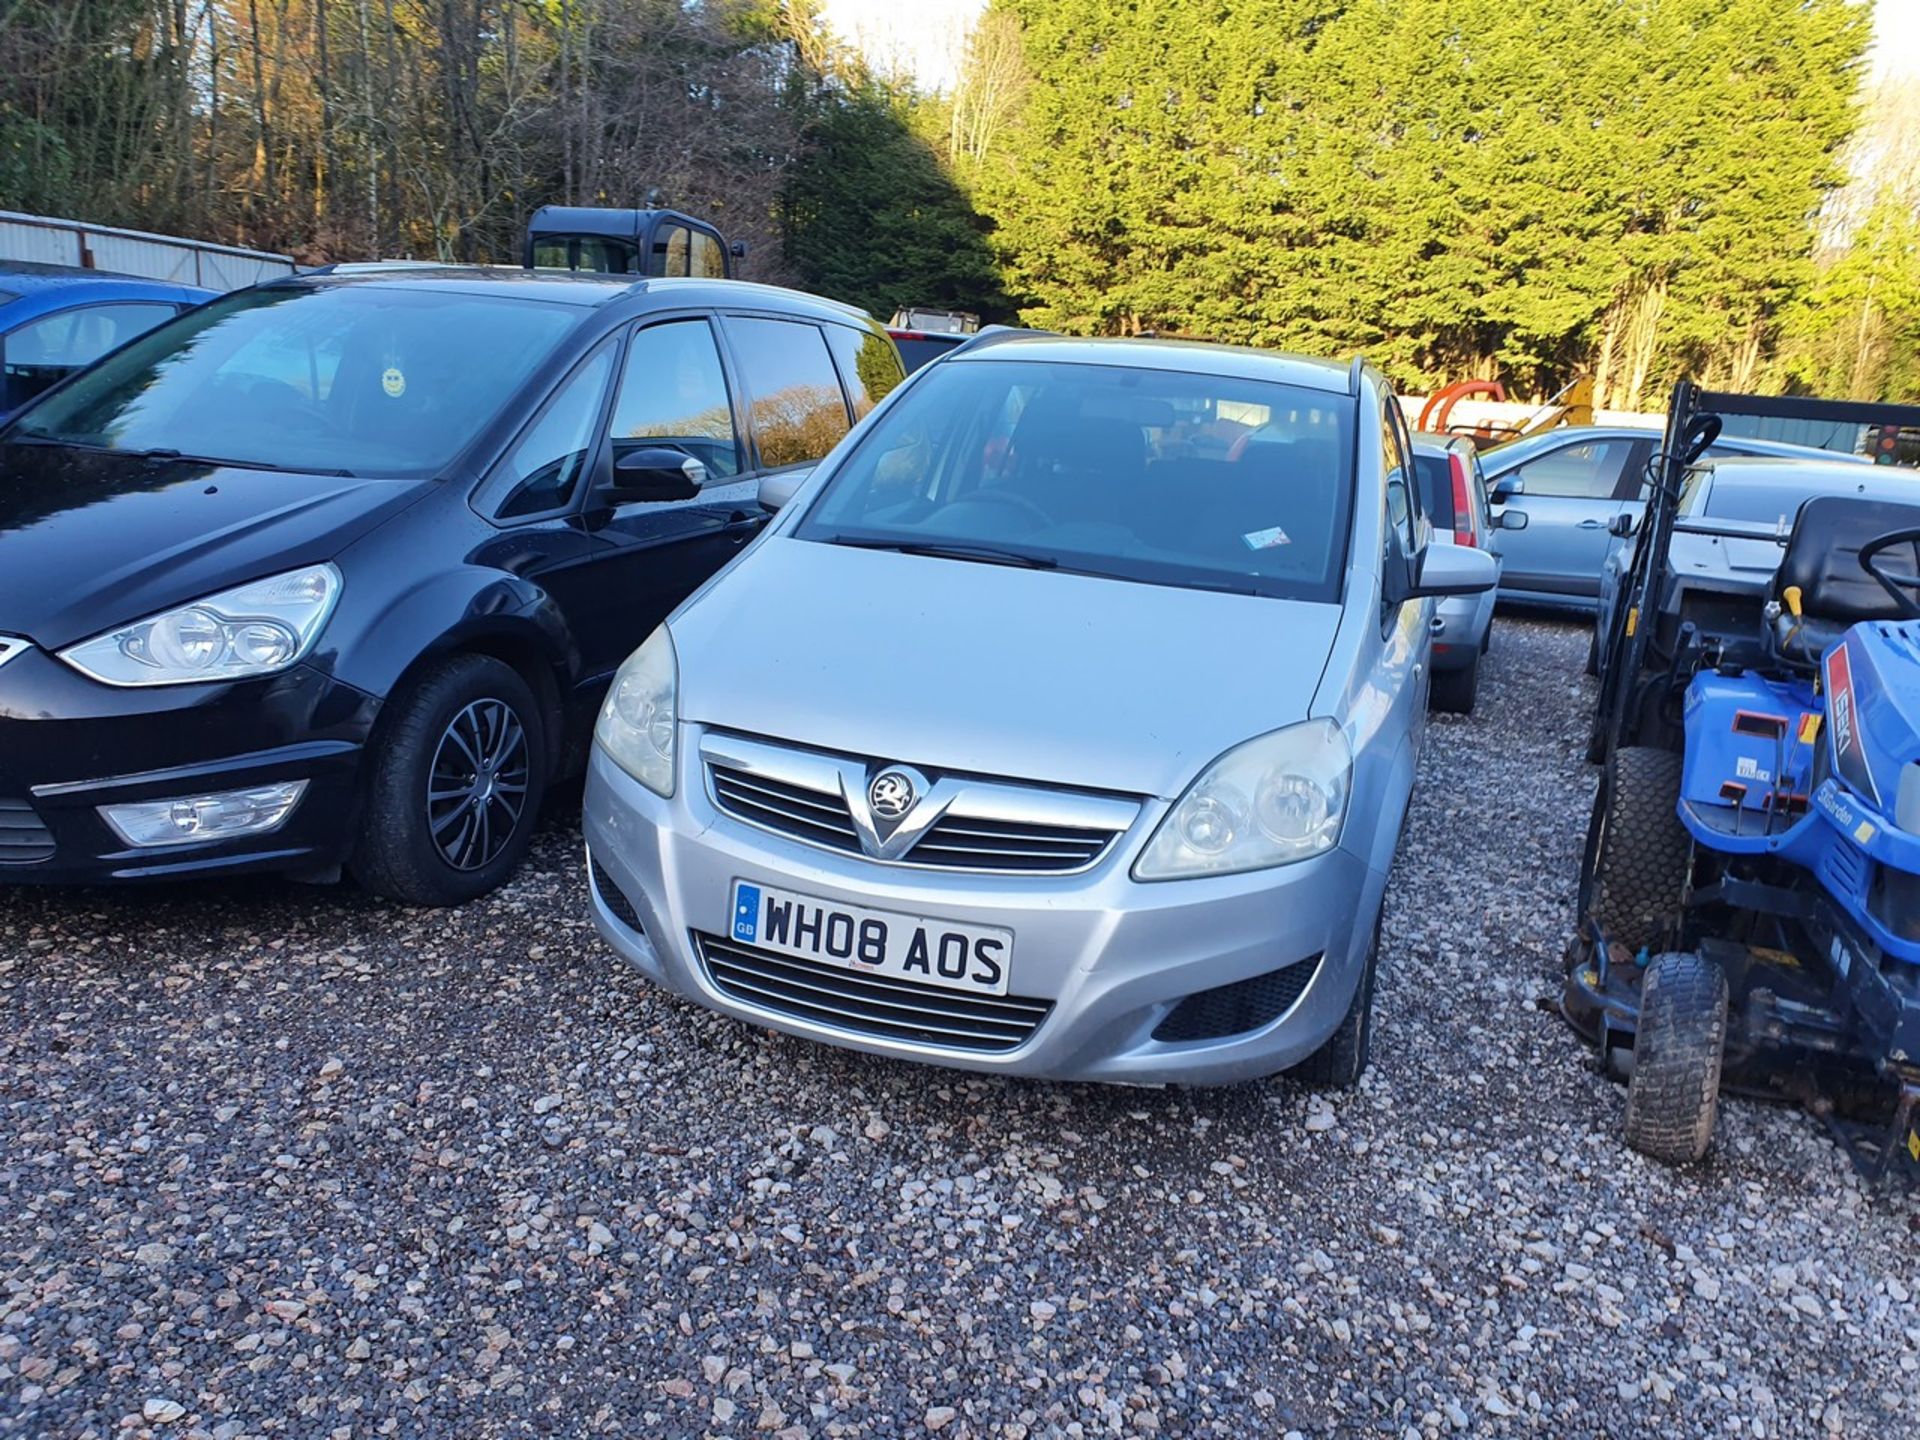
[{"xmin": 100, "ymin": 780, "xmax": 308, "ymax": 848}]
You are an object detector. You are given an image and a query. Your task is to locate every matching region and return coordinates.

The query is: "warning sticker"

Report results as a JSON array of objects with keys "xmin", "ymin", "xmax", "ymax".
[{"xmin": 1242, "ymin": 526, "xmax": 1291, "ymax": 551}]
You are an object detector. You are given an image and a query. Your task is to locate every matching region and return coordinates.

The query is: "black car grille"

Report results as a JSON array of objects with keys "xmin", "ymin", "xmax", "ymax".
[
  {"xmin": 706, "ymin": 762, "xmax": 1121, "ymax": 874},
  {"xmin": 0, "ymin": 797, "xmax": 55, "ymax": 865},
  {"xmin": 694, "ymin": 931, "xmax": 1053, "ymax": 1054},
  {"xmin": 1152, "ymin": 956, "xmax": 1322, "ymax": 1043},
  {"xmin": 589, "ymin": 856, "xmax": 646, "ymax": 936}
]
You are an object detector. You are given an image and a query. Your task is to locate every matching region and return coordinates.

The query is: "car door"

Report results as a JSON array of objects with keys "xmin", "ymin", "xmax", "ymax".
[
  {"xmin": 569, "ymin": 313, "xmax": 770, "ymax": 686},
  {"xmin": 1488, "ymin": 436, "xmax": 1644, "ymax": 601},
  {"xmin": 1379, "ymin": 400, "xmax": 1430, "ymax": 733},
  {"xmin": 717, "ymin": 313, "xmax": 855, "ymax": 475},
  {"xmin": 0, "ymin": 299, "xmax": 180, "ymax": 414}
]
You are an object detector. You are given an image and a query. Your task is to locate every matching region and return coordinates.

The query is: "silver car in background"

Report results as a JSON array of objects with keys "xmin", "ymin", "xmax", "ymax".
[
  {"xmin": 583, "ymin": 337, "xmax": 1496, "ymax": 1086},
  {"xmin": 1410, "ymin": 432, "xmax": 1526, "ymax": 713}
]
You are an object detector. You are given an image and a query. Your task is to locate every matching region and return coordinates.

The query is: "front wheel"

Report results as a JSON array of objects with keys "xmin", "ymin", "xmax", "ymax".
[
  {"xmin": 1623, "ymin": 951, "xmax": 1727, "ymax": 1164},
  {"xmin": 1584, "ymin": 747, "xmax": 1688, "ymax": 952},
  {"xmin": 352, "ymin": 655, "xmax": 548, "ymax": 907},
  {"xmin": 1289, "ymin": 919, "xmax": 1380, "ymax": 1089}
]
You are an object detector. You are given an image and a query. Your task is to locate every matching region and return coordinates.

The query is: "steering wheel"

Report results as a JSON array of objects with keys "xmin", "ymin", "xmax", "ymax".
[
  {"xmin": 1859, "ymin": 526, "xmax": 1920, "ymax": 619},
  {"xmin": 959, "ymin": 488, "xmax": 1055, "ymax": 529}
]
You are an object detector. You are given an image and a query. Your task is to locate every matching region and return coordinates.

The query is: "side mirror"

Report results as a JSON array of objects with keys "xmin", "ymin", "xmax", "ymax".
[
  {"xmin": 1410, "ymin": 542, "xmax": 1499, "ymax": 598},
  {"xmin": 757, "ymin": 467, "xmax": 813, "ymax": 512},
  {"xmin": 729, "ymin": 240, "xmax": 749, "ymax": 259},
  {"xmin": 1489, "ymin": 474, "xmax": 1525, "ymax": 504},
  {"xmin": 1607, "ymin": 512, "xmax": 1636, "ymax": 538},
  {"xmin": 609, "ymin": 448, "xmax": 705, "ymax": 503},
  {"xmin": 1498, "ymin": 509, "xmax": 1530, "ymax": 532}
]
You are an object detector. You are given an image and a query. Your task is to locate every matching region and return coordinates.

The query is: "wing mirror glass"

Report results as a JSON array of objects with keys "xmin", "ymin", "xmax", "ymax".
[
  {"xmin": 1498, "ymin": 509, "xmax": 1530, "ymax": 532},
  {"xmin": 610, "ymin": 448, "xmax": 705, "ymax": 503}
]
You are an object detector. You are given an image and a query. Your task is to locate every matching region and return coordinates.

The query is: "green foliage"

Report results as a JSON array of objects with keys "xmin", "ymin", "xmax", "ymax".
[
  {"xmin": 780, "ymin": 76, "xmax": 1007, "ymax": 321},
  {"xmin": 975, "ymin": 0, "xmax": 1870, "ymax": 403}
]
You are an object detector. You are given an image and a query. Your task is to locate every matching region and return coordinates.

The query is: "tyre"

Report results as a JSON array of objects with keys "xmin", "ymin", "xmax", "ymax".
[
  {"xmin": 1623, "ymin": 951, "xmax": 1727, "ymax": 1164},
  {"xmin": 351, "ymin": 655, "xmax": 548, "ymax": 907},
  {"xmin": 1290, "ymin": 919, "xmax": 1380, "ymax": 1089},
  {"xmin": 1585, "ymin": 747, "xmax": 1688, "ymax": 952},
  {"xmin": 1429, "ymin": 657, "xmax": 1479, "ymax": 715}
]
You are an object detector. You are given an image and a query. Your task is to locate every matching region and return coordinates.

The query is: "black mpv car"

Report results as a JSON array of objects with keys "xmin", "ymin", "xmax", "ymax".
[{"xmin": 0, "ymin": 267, "xmax": 902, "ymax": 904}]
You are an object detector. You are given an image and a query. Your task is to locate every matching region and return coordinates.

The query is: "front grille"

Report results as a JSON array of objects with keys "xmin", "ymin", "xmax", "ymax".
[
  {"xmin": 694, "ymin": 931, "xmax": 1053, "ymax": 1053},
  {"xmin": 1152, "ymin": 956, "xmax": 1322, "ymax": 1042},
  {"xmin": 702, "ymin": 734, "xmax": 1137, "ymax": 876},
  {"xmin": 709, "ymin": 764, "xmax": 862, "ymax": 854},
  {"xmin": 0, "ymin": 797, "xmax": 55, "ymax": 865},
  {"xmin": 589, "ymin": 856, "xmax": 646, "ymax": 935}
]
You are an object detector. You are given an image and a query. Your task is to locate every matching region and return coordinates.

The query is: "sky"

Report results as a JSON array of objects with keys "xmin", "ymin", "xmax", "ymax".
[{"xmin": 826, "ymin": 0, "xmax": 1916, "ymax": 90}]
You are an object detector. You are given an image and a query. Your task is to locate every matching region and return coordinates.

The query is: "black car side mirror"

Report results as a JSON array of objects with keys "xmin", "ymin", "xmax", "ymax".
[
  {"xmin": 1607, "ymin": 512, "xmax": 1636, "ymax": 538},
  {"xmin": 609, "ymin": 448, "xmax": 706, "ymax": 503},
  {"xmin": 1489, "ymin": 474, "xmax": 1524, "ymax": 504}
]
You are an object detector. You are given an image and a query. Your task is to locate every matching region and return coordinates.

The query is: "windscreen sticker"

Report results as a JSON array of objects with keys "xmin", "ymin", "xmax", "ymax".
[
  {"xmin": 381, "ymin": 366, "xmax": 407, "ymax": 399},
  {"xmin": 1242, "ymin": 526, "xmax": 1291, "ymax": 551}
]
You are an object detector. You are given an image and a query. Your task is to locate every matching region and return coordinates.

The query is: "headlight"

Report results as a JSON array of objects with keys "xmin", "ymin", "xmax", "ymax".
[
  {"xmin": 59, "ymin": 565, "xmax": 341, "ymax": 688},
  {"xmin": 595, "ymin": 625, "xmax": 678, "ymax": 797},
  {"xmin": 1134, "ymin": 720, "xmax": 1352, "ymax": 881}
]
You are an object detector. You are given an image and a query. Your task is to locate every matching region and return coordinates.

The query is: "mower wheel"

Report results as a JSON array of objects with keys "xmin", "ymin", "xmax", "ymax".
[
  {"xmin": 1587, "ymin": 747, "xmax": 1688, "ymax": 951},
  {"xmin": 1623, "ymin": 951, "xmax": 1727, "ymax": 1164}
]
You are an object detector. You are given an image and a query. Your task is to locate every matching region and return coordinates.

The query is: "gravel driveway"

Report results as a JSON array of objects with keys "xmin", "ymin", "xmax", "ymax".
[{"xmin": 2, "ymin": 617, "xmax": 1915, "ymax": 1440}]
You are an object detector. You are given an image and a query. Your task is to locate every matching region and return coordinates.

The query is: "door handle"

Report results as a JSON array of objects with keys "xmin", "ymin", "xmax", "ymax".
[{"xmin": 1577, "ymin": 519, "xmax": 1605, "ymax": 530}]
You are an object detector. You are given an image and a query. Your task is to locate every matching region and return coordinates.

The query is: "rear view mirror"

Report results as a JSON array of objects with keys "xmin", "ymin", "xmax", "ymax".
[
  {"xmin": 1498, "ymin": 509, "xmax": 1530, "ymax": 532},
  {"xmin": 610, "ymin": 448, "xmax": 705, "ymax": 503},
  {"xmin": 1489, "ymin": 474, "xmax": 1524, "ymax": 504},
  {"xmin": 1411, "ymin": 542, "xmax": 1498, "ymax": 598},
  {"xmin": 757, "ymin": 467, "xmax": 813, "ymax": 512},
  {"xmin": 1607, "ymin": 513, "xmax": 1636, "ymax": 538}
]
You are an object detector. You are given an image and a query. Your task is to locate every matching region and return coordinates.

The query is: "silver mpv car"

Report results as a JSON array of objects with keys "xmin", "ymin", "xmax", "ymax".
[{"xmin": 583, "ymin": 336, "xmax": 1496, "ymax": 1086}]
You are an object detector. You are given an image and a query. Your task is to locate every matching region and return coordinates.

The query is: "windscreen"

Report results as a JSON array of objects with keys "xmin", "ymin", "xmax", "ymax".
[
  {"xmin": 9, "ymin": 283, "xmax": 579, "ymax": 476},
  {"xmin": 798, "ymin": 357, "xmax": 1356, "ymax": 601},
  {"xmin": 893, "ymin": 336, "xmax": 963, "ymax": 373}
]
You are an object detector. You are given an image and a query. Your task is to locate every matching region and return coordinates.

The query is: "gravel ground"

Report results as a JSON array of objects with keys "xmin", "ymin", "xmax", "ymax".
[{"xmin": 2, "ymin": 615, "xmax": 1916, "ymax": 1440}]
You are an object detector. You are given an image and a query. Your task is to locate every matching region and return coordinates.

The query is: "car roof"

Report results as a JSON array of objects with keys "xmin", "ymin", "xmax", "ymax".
[
  {"xmin": 0, "ymin": 261, "xmax": 212, "ymax": 306},
  {"xmin": 947, "ymin": 333, "xmax": 1354, "ymax": 394},
  {"xmin": 272, "ymin": 266, "xmax": 876, "ymax": 325},
  {"xmin": 1411, "ymin": 430, "xmax": 1473, "ymax": 455}
]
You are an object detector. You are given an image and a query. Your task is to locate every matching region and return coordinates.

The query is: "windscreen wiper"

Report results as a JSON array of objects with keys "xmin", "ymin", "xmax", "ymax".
[{"xmin": 829, "ymin": 535, "xmax": 1058, "ymax": 570}]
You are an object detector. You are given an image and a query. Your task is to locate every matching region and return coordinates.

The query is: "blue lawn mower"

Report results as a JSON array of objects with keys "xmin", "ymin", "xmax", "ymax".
[{"xmin": 1567, "ymin": 382, "xmax": 1920, "ymax": 1176}]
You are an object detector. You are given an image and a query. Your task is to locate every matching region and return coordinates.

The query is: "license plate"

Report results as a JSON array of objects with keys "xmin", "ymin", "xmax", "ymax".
[{"xmin": 727, "ymin": 880, "xmax": 1013, "ymax": 996}]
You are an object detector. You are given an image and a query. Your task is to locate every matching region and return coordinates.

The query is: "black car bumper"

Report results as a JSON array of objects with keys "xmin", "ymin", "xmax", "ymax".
[{"xmin": 0, "ymin": 649, "xmax": 380, "ymax": 884}]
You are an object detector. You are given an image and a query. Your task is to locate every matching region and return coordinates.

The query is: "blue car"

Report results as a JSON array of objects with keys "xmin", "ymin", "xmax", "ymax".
[
  {"xmin": 1479, "ymin": 424, "xmax": 1867, "ymax": 610},
  {"xmin": 0, "ymin": 262, "xmax": 213, "ymax": 419}
]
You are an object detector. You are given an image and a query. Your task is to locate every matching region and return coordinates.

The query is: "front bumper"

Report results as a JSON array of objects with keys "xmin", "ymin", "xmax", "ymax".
[
  {"xmin": 0, "ymin": 647, "xmax": 379, "ymax": 883},
  {"xmin": 583, "ymin": 737, "xmax": 1389, "ymax": 1085}
]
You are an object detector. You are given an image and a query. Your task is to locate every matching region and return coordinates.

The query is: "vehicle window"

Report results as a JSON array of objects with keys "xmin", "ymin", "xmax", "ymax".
[
  {"xmin": 1679, "ymin": 465, "xmax": 1712, "ymax": 515},
  {"xmin": 487, "ymin": 338, "xmax": 616, "ymax": 520},
  {"xmin": 1514, "ymin": 439, "xmax": 1633, "ymax": 499},
  {"xmin": 1382, "ymin": 413, "xmax": 1415, "ymax": 555},
  {"xmin": 893, "ymin": 335, "xmax": 965, "ymax": 373},
  {"xmin": 823, "ymin": 323, "xmax": 905, "ymax": 421},
  {"xmin": 726, "ymin": 316, "xmax": 852, "ymax": 469},
  {"xmin": 1411, "ymin": 451, "xmax": 1456, "ymax": 530},
  {"xmin": 531, "ymin": 236, "xmax": 640, "ymax": 274},
  {"xmin": 688, "ymin": 230, "xmax": 728, "ymax": 279},
  {"xmin": 3, "ymin": 301, "xmax": 176, "ymax": 412},
  {"xmin": 797, "ymin": 358, "xmax": 1355, "ymax": 604},
  {"xmin": 12, "ymin": 285, "xmax": 578, "ymax": 476},
  {"xmin": 607, "ymin": 317, "xmax": 740, "ymax": 478},
  {"xmin": 654, "ymin": 225, "xmax": 691, "ymax": 278}
]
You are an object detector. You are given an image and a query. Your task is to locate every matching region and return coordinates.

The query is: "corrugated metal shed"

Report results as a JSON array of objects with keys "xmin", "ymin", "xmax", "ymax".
[
  {"xmin": 0, "ymin": 210, "xmax": 294, "ymax": 290},
  {"xmin": 1716, "ymin": 413, "xmax": 1866, "ymax": 458}
]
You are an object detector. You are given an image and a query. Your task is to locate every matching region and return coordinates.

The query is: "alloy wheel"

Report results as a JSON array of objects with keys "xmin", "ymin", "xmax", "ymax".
[{"xmin": 426, "ymin": 698, "xmax": 530, "ymax": 871}]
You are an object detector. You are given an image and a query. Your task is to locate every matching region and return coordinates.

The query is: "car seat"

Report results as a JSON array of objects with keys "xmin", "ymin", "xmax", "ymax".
[{"xmin": 1770, "ymin": 495, "xmax": 1920, "ymax": 665}]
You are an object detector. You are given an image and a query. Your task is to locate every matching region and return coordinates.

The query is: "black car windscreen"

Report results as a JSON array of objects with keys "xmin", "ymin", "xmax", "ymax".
[{"xmin": 9, "ymin": 284, "xmax": 580, "ymax": 477}]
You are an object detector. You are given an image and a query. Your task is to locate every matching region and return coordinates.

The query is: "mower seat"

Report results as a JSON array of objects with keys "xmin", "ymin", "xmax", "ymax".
[{"xmin": 1770, "ymin": 495, "xmax": 1920, "ymax": 665}]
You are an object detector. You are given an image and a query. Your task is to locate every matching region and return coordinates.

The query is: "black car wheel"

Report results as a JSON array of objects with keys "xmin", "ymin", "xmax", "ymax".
[
  {"xmin": 1288, "ymin": 917, "xmax": 1380, "ymax": 1090},
  {"xmin": 353, "ymin": 656, "xmax": 548, "ymax": 906}
]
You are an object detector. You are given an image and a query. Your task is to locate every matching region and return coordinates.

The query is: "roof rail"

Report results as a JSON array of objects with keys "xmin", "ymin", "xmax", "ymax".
[
  {"xmin": 1347, "ymin": 355, "xmax": 1365, "ymax": 397},
  {"xmin": 945, "ymin": 324, "xmax": 1056, "ymax": 357}
]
